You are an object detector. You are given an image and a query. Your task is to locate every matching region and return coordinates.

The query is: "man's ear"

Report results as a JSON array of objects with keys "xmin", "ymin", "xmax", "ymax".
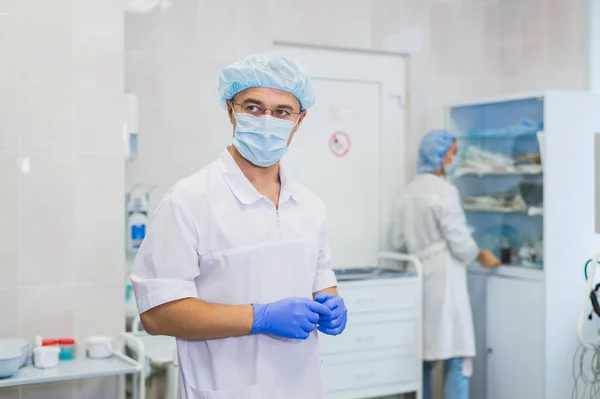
[
  {"xmin": 226, "ymin": 100, "xmax": 235, "ymax": 124},
  {"xmin": 294, "ymin": 110, "xmax": 307, "ymax": 130}
]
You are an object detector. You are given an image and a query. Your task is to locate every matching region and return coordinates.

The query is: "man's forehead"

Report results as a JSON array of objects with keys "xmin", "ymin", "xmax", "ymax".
[{"xmin": 235, "ymin": 87, "xmax": 300, "ymax": 108}]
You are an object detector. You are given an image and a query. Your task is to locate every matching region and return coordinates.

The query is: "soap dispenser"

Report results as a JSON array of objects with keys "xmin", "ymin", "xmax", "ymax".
[{"xmin": 126, "ymin": 185, "xmax": 152, "ymax": 254}]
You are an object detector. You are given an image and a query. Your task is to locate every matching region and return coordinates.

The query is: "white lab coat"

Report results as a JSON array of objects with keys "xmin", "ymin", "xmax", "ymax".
[
  {"xmin": 392, "ymin": 174, "xmax": 479, "ymax": 361},
  {"xmin": 131, "ymin": 150, "xmax": 338, "ymax": 399}
]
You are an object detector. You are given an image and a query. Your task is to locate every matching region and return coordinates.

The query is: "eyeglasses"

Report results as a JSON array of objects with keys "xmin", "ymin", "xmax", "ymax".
[{"xmin": 232, "ymin": 102, "xmax": 302, "ymax": 121}]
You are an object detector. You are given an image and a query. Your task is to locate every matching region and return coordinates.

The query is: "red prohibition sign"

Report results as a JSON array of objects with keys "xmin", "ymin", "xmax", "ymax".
[{"xmin": 329, "ymin": 131, "xmax": 351, "ymax": 157}]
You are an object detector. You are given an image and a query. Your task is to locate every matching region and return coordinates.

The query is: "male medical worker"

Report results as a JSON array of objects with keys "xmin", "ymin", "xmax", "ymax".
[
  {"xmin": 392, "ymin": 130, "xmax": 499, "ymax": 399},
  {"xmin": 131, "ymin": 53, "xmax": 347, "ymax": 399}
]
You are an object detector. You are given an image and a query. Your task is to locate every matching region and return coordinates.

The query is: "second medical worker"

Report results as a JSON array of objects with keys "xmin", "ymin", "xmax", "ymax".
[
  {"xmin": 131, "ymin": 53, "xmax": 348, "ymax": 399},
  {"xmin": 393, "ymin": 130, "xmax": 500, "ymax": 399}
]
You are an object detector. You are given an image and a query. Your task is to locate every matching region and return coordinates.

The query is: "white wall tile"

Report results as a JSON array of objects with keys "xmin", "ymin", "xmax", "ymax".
[
  {"xmin": 72, "ymin": 283, "xmax": 123, "ymax": 338},
  {"xmin": 21, "ymin": 382, "xmax": 75, "ymax": 399},
  {"xmin": 482, "ymin": 2, "xmax": 501, "ymax": 77},
  {"xmin": 0, "ymin": 288, "xmax": 20, "ymax": 337},
  {"xmin": 74, "ymin": 89, "xmax": 124, "ymax": 155},
  {"xmin": 20, "ymin": 153, "xmax": 74, "ymax": 286},
  {"xmin": 0, "ymin": 16, "xmax": 17, "ymax": 151},
  {"xmin": 520, "ymin": 42, "xmax": 546, "ymax": 79},
  {"xmin": 455, "ymin": 5, "xmax": 486, "ymax": 78},
  {"xmin": 20, "ymin": 284, "xmax": 74, "ymax": 339},
  {"xmin": 428, "ymin": 2, "xmax": 461, "ymax": 75},
  {"xmin": 371, "ymin": 0, "xmax": 429, "ymax": 50},
  {"xmin": 17, "ymin": 0, "xmax": 73, "ymax": 19},
  {"xmin": 73, "ymin": 22, "xmax": 124, "ymax": 154},
  {"xmin": 195, "ymin": 0, "xmax": 270, "ymax": 59},
  {"xmin": 498, "ymin": 0, "xmax": 522, "ymax": 45},
  {"xmin": 521, "ymin": 0, "xmax": 547, "ymax": 43},
  {"xmin": 125, "ymin": 0, "xmax": 200, "ymax": 56},
  {"xmin": 75, "ymin": 0, "xmax": 122, "ymax": 23},
  {"xmin": 0, "ymin": 153, "xmax": 18, "ymax": 252},
  {"xmin": 269, "ymin": 0, "xmax": 372, "ymax": 50},
  {"xmin": 16, "ymin": 18, "xmax": 73, "ymax": 152},
  {"xmin": 0, "ymin": 0, "xmax": 15, "ymax": 14},
  {"xmin": 0, "ymin": 14, "xmax": 19, "ymax": 150},
  {"xmin": 546, "ymin": 0, "xmax": 583, "ymax": 77},
  {"xmin": 73, "ymin": 22, "xmax": 123, "ymax": 92},
  {"xmin": 72, "ymin": 155, "xmax": 123, "ymax": 283},
  {"xmin": 0, "ymin": 251, "xmax": 18, "ymax": 290}
]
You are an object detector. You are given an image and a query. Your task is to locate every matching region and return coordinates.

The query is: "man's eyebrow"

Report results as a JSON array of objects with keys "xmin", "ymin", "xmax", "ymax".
[
  {"xmin": 275, "ymin": 104, "xmax": 296, "ymax": 112},
  {"xmin": 241, "ymin": 98, "xmax": 265, "ymax": 106},
  {"xmin": 241, "ymin": 98, "xmax": 299, "ymax": 112}
]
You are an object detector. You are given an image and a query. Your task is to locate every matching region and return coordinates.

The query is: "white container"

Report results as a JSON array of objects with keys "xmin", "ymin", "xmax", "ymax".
[
  {"xmin": 87, "ymin": 336, "xmax": 113, "ymax": 359},
  {"xmin": 33, "ymin": 346, "xmax": 60, "ymax": 369}
]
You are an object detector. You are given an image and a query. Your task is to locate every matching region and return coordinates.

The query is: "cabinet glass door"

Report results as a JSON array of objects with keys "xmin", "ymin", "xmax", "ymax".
[{"xmin": 449, "ymin": 98, "xmax": 544, "ymax": 270}]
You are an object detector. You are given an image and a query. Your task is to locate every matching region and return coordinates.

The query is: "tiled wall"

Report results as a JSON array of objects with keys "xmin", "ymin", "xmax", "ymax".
[
  {"xmin": 0, "ymin": 1, "xmax": 124, "ymax": 398},
  {"xmin": 125, "ymin": 0, "xmax": 589, "ymax": 212}
]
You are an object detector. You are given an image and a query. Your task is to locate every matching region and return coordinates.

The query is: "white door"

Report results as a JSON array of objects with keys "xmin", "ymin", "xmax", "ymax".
[
  {"xmin": 273, "ymin": 44, "xmax": 407, "ymax": 268},
  {"xmin": 285, "ymin": 79, "xmax": 380, "ymax": 268},
  {"xmin": 486, "ymin": 276, "xmax": 544, "ymax": 399}
]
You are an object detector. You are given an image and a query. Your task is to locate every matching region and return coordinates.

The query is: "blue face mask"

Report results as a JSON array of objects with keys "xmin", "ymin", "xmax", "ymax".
[
  {"xmin": 232, "ymin": 113, "xmax": 297, "ymax": 167},
  {"xmin": 443, "ymin": 157, "xmax": 457, "ymax": 175}
]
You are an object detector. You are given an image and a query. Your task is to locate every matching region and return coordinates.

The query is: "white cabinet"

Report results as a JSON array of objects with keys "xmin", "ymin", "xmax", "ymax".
[
  {"xmin": 485, "ymin": 274, "xmax": 544, "ymax": 399},
  {"xmin": 466, "ymin": 270, "xmax": 487, "ymax": 399},
  {"xmin": 320, "ymin": 277, "xmax": 422, "ymax": 399},
  {"xmin": 450, "ymin": 91, "xmax": 600, "ymax": 399},
  {"xmin": 467, "ymin": 270, "xmax": 545, "ymax": 399}
]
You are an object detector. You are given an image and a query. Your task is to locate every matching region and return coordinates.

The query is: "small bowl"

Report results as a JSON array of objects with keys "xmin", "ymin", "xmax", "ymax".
[
  {"xmin": 0, "ymin": 341, "xmax": 23, "ymax": 379},
  {"xmin": 0, "ymin": 339, "xmax": 28, "ymax": 368}
]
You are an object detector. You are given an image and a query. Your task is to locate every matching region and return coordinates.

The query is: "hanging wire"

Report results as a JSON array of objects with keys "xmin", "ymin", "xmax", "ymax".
[{"xmin": 572, "ymin": 344, "xmax": 600, "ymax": 397}]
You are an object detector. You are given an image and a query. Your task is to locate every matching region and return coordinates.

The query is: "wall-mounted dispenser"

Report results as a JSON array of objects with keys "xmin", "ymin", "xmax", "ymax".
[
  {"xmin": 126, "ymin": 184, "xmax": 153, "ymax": 255},
  {"xmin": 124, "ymin": 92, "xmax": 139, "ymax": 162}
]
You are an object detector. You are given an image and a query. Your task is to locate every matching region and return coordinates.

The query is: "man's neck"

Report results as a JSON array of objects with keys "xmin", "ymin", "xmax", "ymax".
[{"xmin": 228, "ymin": 146, "xmax": 280, "ymax": 189}]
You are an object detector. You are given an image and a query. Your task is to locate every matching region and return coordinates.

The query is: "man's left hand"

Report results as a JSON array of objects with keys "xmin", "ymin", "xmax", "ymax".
[{"xmin": 314, "ymin": 293, "xmax": 347, "ymax": 336}]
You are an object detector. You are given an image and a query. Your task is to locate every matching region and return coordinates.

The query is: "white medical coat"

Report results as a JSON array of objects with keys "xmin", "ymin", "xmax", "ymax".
[
  {"xmin": 131, "ymin": 149, "xmax": 338, "ymax": 399},
  {"xmin": 392, "ymin": 174, "xmax": 479, "ymax": 361}
]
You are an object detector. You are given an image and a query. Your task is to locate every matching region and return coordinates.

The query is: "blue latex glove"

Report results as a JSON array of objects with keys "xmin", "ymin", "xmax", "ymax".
[
  {"xmin": 314, "ymin": 293, "xmax": 348, "ymax": 336},
  {"xmin": 251, "ymin": 297, "xmax": 331, "ymax": 340}
]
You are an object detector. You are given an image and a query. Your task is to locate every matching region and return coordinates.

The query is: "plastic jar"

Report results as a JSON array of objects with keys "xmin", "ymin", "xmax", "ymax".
[
  {"xmin": 42, "ymin": 339, "xmax": 58, "ymax": 347},
  {"xmin": 58, "ymin": 338, "xmax": 76, "ymax": 360},
  {"xmin": 33, "ymin": 346, "xmax": 60, "ymax": 369}
]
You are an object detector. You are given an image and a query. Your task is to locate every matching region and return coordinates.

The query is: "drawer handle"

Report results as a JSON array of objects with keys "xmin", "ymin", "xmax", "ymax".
[
  {"xmin": 355, "ymin": 372, "xmax": 375, "ymax": 380},
  {"xmin": 355, "ymin": 335, "xmax": 376, "ymax": 343}
]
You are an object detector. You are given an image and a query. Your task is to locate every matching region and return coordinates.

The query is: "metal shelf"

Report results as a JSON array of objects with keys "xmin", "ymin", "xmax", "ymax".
[
  {"xmin": 0, "ymin": 333, "xmax": 145, "ymax": 399},
  {"xmin": 0, "ymin": 354, "xmax": 140, "ymax": 389},
  {"xmin": 463, "ymin": 205, "xmax": 543, "ymax": 216},
  {"xmin": 454, "ymin": 171, "xmax": 542, "ymax": 178}
]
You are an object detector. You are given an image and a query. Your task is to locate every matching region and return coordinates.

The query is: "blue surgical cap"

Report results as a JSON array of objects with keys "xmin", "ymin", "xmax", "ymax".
[
  {"xmin": 416, "ymin": 129, "xmax": 456, "ymax": 174},
  {"xmin": 218, "ymin": 53, "xmax": 315, "ymax": 110}
]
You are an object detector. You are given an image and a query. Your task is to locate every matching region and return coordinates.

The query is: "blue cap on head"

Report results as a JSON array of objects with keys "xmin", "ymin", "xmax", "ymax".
[
  {"xmin": 416, "ymin": 129, "xmax": 456, "ymax": 174},
  {"xmin": 218, "ymin": 53, "xmax": 315, "ymax": 111}
]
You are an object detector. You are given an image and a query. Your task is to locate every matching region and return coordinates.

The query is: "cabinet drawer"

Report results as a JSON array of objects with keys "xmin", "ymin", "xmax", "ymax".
[
  {"xmin": 341, "ymin": 282, "xmax": 419, "ymax": 314},
  {"xmin": 320, "ymin": 319, "xmax": 416, "ymax": 355},
  {"xmin": 322, "ymin": 355, "xmax": 418, "ymax": 392}
]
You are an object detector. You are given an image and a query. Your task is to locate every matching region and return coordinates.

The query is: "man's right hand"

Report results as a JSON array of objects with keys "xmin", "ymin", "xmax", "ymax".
[
  {"xmin": 478, "ymin": 249, "xmax": 500, "ymax": 268},
  {"xmin": 251, "ymin": 297, "xmax": 331, "ymax": 340}
]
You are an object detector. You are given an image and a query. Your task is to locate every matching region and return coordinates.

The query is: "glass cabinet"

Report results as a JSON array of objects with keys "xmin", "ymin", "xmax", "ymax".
[{"xmin": 448, "ymin": 97, "xmax": 545, "ymax": 270}]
